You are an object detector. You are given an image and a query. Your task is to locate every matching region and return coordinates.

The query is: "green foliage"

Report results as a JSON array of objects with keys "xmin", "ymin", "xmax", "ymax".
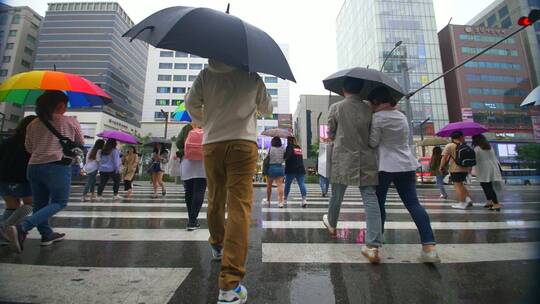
[
  {"xmin": 305, "ymin": 175, "xmax": 319, "ymax": 184},
  {"xmin": 308, "ymin": 143, "xmax": 319, "ymax": 159},
  {"xmin": 516, "ymin": 143, "xmax": 540, "ymax": 170}
]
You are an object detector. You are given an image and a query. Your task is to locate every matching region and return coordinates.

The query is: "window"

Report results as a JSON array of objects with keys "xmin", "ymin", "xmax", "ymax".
[
  {"xmin": 498, "ymin": 6, "xmax": 509, "ymax": 19},
  {"xmin": 487, "ymin": 14, "xmax": 497, "ymax": 27},
  {"xmin": 267, "ymin": 89, "xmax": 278, "ymax": 95},
  {"xmin": 159, "ymin": 63, "xmax": 173, "ymax": 69},
  {"xmin": 160, "ymin": 51, "xmax": 174, "ymax": 57},
  {"xmin": 11, "ymin": 15, "xmax": 21, "ymax": 24},
  {"xmin": 26, "ymin": 34, "xmax": 36, "ymax": 45},
  {"xmin": 21, "ymin": 60, "xmax": 31, "ymax": 68},
  {"xmin": 464, "ymin": 61, "xmax": 522, "ymax": 70},
  {"xmin": 189, "ymin": 63, "xmax": 203, "ymax": 70},
  {"xmin": 501, "ymin": 17, "xmax": 512, "ymax": 28},
  {"xmin": 155, "ymin": 99, "xmax": 169, "ymax": 106},
  {"xmin": 174, "ymin": 63, "xmax": 187, "ymax": 69},
  {"xmin": 157, "ymin": 74, "xmax": 172, "ymax": 81},
  {"xmin": 465, "ymin": 73, "xmax": 524, "ymax": 83},
  {"xmin": 188, "ymin": 75, "xmax": 197, "ymax": 81},
  {"xmin": 2, "ymin": 56, "xmax": 11, "ymax": 63},
  {"xmin": 0, "ymin": 69, "xmax": 8, "ymax": 76},
  {"xmin": 459, "ymin": 34, "xmax": 515, "ymax": 44},
  {"xmin": 190, "ymin": 54, "xmax": 201, "ymax": 58},
  {"xmin": 156, "ymin": 87, "xmax": 171, "ymax": 93},
  {"xmin": 172, "ymin": 87, "xmax": 186, "ymax": 93},
  {"xmin": 175, "ymin": 51, "xmax": 188, "ymax": 57},
  {"xmin": 9, "ymin": 114, "xmax": 20, "ymax": 122},
  {"xmin": 5, "ymin": 43, "xmax": 14, "ymax": 49},
  {"xmin": 171, "ymin": 99, "xmax": 184, "ymax": 106},
  {"xmin": 264, "ymin": 76, "xmax": 278, "ymax": 83},
  {"xmin": 30, "ymin": 22, "xmax": 39, "ymax": 30},
  {"xmin": 173, "ymin": 75, "xmax": 187, "ymax": 81},
  {"xmin": 461, "ymin": 47, "xmax": 517, "ymax": 57},
  {"xmin": 468, "ymin": 87, "xmax": 528, "ymax": 96},
  {"xmin": 154, "ymin": 111, "xmax": 167, "ymax": 121},
  {"xmin": 8, "ymin": 30, "xmax": 17, "ymax": 37},
  {"xmin": 24, "ymin": 47, "xmax": 33, "ymax": 56},
  {"xmin": 498, "ymin": 144, "xmax": 517, "ymax": 157}
]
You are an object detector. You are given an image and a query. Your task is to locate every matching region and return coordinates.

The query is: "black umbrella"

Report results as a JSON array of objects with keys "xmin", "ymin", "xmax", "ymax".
[
  {"xmin": 145, "ymin": 137, "xmax": 172, "ymax": 148},
  {"xmin": 123, "ymin": 6, "xmax": 295, "ymax": 82},
  {"xmin": 323, "ymin": 67, "xmax": 405, "ymax": 100}
]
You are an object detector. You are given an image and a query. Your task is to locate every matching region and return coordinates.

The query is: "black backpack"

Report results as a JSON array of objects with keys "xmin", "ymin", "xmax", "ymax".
[{"xmin": 454, "ymin": 142, "xmax": 476, "ymax": 167}]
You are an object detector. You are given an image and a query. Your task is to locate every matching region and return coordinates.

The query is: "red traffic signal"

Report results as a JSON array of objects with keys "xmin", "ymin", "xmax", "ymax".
[{"xmin": 518, "ymin": 9, "xmax": 540, "ymax": 27}]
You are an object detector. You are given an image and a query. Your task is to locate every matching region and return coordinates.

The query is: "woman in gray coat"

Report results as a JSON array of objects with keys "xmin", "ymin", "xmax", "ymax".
[{"xmin": 472, "ymin": 134, "xmax": 503, "ymax": 211}]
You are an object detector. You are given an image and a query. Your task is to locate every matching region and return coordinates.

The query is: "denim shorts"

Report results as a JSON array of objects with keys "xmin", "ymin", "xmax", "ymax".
[
  {"xmin": 267, "ymin": 164, "xmax": 284, "ymax": 178},
  {"xmin": 0, "ymin": 182, "xmax": 32, "ymax": 198}
]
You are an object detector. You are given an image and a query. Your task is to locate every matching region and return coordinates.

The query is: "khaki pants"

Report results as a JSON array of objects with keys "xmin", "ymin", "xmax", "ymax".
[{"xmin": 203, "ymin": 140, "xmax": 258, "ymax": 290}]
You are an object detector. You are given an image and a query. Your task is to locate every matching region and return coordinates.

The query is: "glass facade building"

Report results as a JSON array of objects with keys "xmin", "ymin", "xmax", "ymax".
[{"xmin": 336, "ymin": 0, "xmax": 448, "ymax": 133}]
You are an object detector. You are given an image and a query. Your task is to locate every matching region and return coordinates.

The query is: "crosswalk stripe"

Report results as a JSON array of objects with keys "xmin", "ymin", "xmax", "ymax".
[
  {"xmin": 0, "ymin": 263, "xmax": 191, "ymax": 303},
  {"xmin": 26, "ymin": 228, "xmax": 210, "ymax": 241},
  {"xmin": 53, "ymin": 211, "xmax": 194, "ymax": 219},
  {"xmin": 261, "ymin": 207, "xmax": 540, "ymax": 214},
  {"xmin": 261, "ymin": 242, "xmax": 540, "ymax": 264},
  {"xmin": 262, "ymin": 220, "xmax": 540, "ymax": 230}
]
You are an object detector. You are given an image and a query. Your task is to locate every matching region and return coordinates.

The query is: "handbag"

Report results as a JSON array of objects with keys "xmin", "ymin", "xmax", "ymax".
[
  {"xmin": 262, "ymin": 155, "xmax": 270, "ymax": 176},
  {"xmin": 39, "ymin": 117, "xmax": 83, "ymax": 160}
]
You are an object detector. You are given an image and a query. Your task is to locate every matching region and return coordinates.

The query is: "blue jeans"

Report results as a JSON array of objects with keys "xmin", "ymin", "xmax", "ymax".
[
  {"xmin": 82, "ymin": 171, "xmax": 98, "ymax": 196},
  {"xmin": 376, "ymin": 171, "xmax": 436, "ymax": 245},
  {"xmin": 319, "ymin": 175, "xmax": 329, "ymax": 195},
  {"xmin": 328, "ymin": 184, "xmax": 382, "ymax": 247},
  {"xmin": 436, "ymin": 175, "xmax": 448, "ymax": 197},
  {"xmin": 284, "ymin": 173, "xmax": 307, "ymax": 199},
  {"xmin": 22, "ymin": 163, "xmax": 72, "ymax": 237}
]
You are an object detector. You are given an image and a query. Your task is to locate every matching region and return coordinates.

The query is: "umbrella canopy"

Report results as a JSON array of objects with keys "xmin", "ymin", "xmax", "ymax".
[
  {"xmin": 323, "ymin": 67, "xmax": 405, "ymax": 99},
  {"xmin": 172, "ymin": 101, "xmax": 192, "ymax": 122},
  {"xmin": 261, "ymin": 128, "xmax": 292, "ymax": 138},
  {"xmin": 520, "ymin": 85, "xmax": 540, "ymax": 107},
  {"xmin": 145, "ymin": 137, "xmax": 172, "ymax": 147},
  {"xmin": 0, "ymin": 71, "xmax": 112, "ymax": 107},
  {"xmin": 97, "ymin": 130, "xmax": 139, "ymax": 145},
  {"xmin": 417, "ymin": 137, "xmax": 450, "ymax": 147},
  {"xmin": 123, "ymin": 6, "xmax": 295, "ymax": 82},
  {"xmin": 436, "ymin": 121, "xmax": 488, "ymax": 137}
]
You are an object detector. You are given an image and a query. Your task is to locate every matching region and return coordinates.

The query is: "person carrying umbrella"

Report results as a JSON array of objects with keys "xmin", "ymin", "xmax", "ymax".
[
  {"xmin": 186, "ymin": 58, "xmax": 272, "ymax": 299},
  {"xmin": 81, "ymin": 139, "xmax": 105, "ymax": 202}
]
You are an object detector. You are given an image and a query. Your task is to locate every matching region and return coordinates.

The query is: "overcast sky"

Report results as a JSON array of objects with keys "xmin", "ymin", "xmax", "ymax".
[{"xmin": 6, "ymin": 0, "xmax": 495, "ymax": 113}]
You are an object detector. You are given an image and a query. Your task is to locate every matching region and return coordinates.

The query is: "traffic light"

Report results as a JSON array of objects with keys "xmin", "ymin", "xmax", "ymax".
[{"xmin": 518, "ymin": 9, "xmax": 540, "ymax": 27}]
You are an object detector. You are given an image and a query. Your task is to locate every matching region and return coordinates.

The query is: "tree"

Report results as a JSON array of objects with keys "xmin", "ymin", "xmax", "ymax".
[
  {"xmin": 308, "ymin": 143, "xmax": 319, "ymax": 159},
  {"xmin": 516, "ymin": 143, "xmax": 540, "ymax": 170}
]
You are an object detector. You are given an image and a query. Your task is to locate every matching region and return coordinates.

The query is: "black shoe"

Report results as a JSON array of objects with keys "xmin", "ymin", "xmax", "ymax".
[
  {"xmin": 187, "ymin": 222, "xmax": 201, "ymax": 231},
  {"xmin": 41, "ymin": 232, "xmax": 66, "ymax": 246},
  {"xmin": 162, "ymin": 191, "xmax": 167, "ymax": 197},
  {"xmin": 322, "ymin": 193, "xmax": 327, "ymax": 197}
]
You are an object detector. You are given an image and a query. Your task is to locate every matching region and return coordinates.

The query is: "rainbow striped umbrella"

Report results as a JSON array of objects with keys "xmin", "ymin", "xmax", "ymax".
[
  {"xmin": 172, "ymin": 100, "xmax": 192, "ymax": 122},
  {"xmin": 0, "ymin": 71, "xmax": 112, "ymax": 107}
]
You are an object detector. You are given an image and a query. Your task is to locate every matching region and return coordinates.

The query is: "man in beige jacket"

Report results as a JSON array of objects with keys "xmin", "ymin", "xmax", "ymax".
[{"xmin": 186, "ymin": 59, "xmax": 272, "ymax": 304}]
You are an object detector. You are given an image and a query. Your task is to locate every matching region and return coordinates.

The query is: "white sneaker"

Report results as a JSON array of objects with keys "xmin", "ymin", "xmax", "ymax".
[
  {"xmin": 95, "ymin": 196, "xmax": 103, "ymax": 202},
  {"xmin": 322, "ymin": 214, "xmax": 336, "ymax": 236},
  {"xmin": 113, "ymin": 195, "xmax": 123, "ymax": 201},
  {"xmin": 278, "ymin": 201, "xmax": 284, "ymax": 208},
  {"xmin": 218, "ymin": 284, "xmax": 247, "ymax": 304},
  {"xmin": 466, "ymin": 196, "xmax": 473, "ymax": 204},
  {"xmin": 419, "ymin": 249, "xmax": 440, "ymax": 263},
  {"xmin": 262, "ymin": 198, "xmax": 268, "ymax": 204},
  {"xmin": 361, "ymin": 245, "xmax": 381, "ymax": 264},
  {"xmin": 439, "ymin": 194, "xmax": 448, "ymax": 199},
  {"xmin": 451, "ymin": 202, "xmax": 468, "ymax": 209},
  {"xmin": 81, "ymin": 196, "xmax": 89, "ymax": 202},
  {"xmin": 301, "ymin": 198, "xmax": 307, "ymax": 208}
]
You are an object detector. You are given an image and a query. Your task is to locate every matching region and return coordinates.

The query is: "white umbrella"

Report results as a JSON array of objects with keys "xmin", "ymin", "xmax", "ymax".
[{"xmin": 520, "ymin": 86, "xmax": 540, "ymax": 107}]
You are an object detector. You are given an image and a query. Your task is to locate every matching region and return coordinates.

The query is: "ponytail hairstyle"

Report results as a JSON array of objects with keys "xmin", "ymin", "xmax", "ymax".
[
  {"xmin": 88, "ymin": 139, "xmax": 105, "ymax": 160},
  {"xmin": 35, "ymin": 90, "xmax": 68, "ymax": 121},
  {"xmin": 102, "ymin": 138, "xmax": 117, "ymax": 155}
]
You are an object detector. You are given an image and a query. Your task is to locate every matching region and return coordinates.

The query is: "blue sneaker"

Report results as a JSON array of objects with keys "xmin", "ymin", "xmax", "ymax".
[
  {"xmin": 218, "ymin": 284, "xmax": 247, "ymax": 304},
  {"xmin": 211, "ymin": 244, "xmax": 222, "ymax": 260}
]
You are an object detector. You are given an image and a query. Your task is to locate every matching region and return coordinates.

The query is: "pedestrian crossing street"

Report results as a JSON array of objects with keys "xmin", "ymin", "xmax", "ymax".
[{"xmin": 1, "ymin": 182, "xmax": 540, "ymax": 303}]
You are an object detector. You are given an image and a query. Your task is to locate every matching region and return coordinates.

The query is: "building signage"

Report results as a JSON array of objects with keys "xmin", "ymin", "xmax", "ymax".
[
  {"xmin": 107, "ymin": 118, "xmax": 129, "ymax": 131},
  {"xmin": 277, "ymin": 114, "xmax": 293, "ymax": 131},
  {"xmin": 464, "ymin": 26, "xmax": 506, "ymax": 35},
  {"xmin": 461, "ymin": 108, "xmax": 473, "ymax": 122},
  {"xmin": 532, "ymin": 115, "xmax": 540, "ymax": 142}
]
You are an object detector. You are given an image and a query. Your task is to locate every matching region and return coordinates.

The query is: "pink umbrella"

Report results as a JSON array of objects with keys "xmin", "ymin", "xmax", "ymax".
[
  {"xmin": 436, "ymin": 121, "xmax": 488, "ymax": 137},
  {"xmin": 97, "ymin": 130, "xmax": 139, "ymax": 144}
]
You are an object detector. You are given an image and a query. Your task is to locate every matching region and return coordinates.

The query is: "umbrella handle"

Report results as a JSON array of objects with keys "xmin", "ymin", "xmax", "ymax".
[{"xmin": 130, "ymin": 26, "xmax": 155, "ymax": 42}]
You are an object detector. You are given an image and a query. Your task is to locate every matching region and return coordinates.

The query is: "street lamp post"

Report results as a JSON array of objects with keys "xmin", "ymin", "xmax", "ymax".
[
  {"xmin": 160, "ymin": 109, "xmax": 168, "ymax": 139},
  {"xmin": 380, "ymin": 40, "xmax": 403, "ymax": 72},
  {"xmin": 400, "ymin": 46, "xmax": 415, "ymax": 148}
]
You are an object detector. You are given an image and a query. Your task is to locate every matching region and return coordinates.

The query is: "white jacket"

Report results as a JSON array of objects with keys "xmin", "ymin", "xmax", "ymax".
[{"xmin": 186, "ymin": 60, "xmax": 273, "ymax": 145}]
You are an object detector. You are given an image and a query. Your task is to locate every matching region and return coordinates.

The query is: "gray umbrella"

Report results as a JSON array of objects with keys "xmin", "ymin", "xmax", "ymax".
[
  {"xmin": 123, "ymin": 6, "xmax": 295, "ymax": 82},
  {"xmin": 323, "ymin": 67, "xmax": 406, "ymax": 100},
  {"xmin": 145, "ymin": 137, "xmax": 172, "ymax": 147}
]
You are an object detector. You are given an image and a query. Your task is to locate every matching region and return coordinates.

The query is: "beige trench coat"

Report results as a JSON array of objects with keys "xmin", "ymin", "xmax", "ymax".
[
  {"xmin": 328, "ymin": 95, "xmax": 378, "ymax": 187},
  {"xmin": 122, "ymin": 153, "xmax": 139, "ymax": 181}
]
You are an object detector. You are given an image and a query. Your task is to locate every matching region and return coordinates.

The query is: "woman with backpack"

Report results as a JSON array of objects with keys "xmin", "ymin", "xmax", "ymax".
[
  {"xmin": 2, "ymin": 91, "xmax": 84, "ymax": 253},
  {"xmin": 96, "ymin": 139, "xmax": 122, "ymax": 201},
  {"xmin": 284, "ymin": 136, "xmax": 307, "ymax": 207},
  {"xmin": 150, "ymin": 142, "xmax": 169, "ymax": 198},
  {"xmin": 263, "ymin": 137, "xmax": 286, "ymax": 207},
  {"xmin": 472, "ymin": 134, "xmax": 503, "ymax": 211},
  {"xmin": 122, "ymin": 146, "xmax": 139, "ymax": 200},
  {"xmin": 82, "ymin": 139, "xmax": 105, "ymax": 202},
  {"xmin": 429, "ymin": 146, "xmax": 448, "ymax": 199},
  {"xmin": 176, "ymin": 123, "xmax": 206, "ymax": 230},
  {"xmin": 0, "ymin": 115, "xmax": 36, "ymax": 241}
]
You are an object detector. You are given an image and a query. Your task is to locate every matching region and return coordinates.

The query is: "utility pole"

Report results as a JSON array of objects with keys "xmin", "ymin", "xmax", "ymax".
[
  {"xmin": 161, "ymin": 109, "xmax": 168, "ymax": 139},
  {"xmin": 400, "ymin": 45, "xmax": 414, "ymax": 148}
]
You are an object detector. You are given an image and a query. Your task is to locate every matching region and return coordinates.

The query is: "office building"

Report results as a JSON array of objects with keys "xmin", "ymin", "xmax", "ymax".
[
  {"xmin": 31, "ymin": 2, "xmax": 148, "ymax": 143},
  {"xmin": 439, "ymin": 24, "xmax": 536, "ymax": 164},
  {"xmin": 468, "ymin": 0, "xmax": 540, "ymax": 87},
  {"xmin": 336, "ymin": 0, "xmax": 449, "ymax": 134},
  {"xmin": 141, "ymin": 44, "xmax": 290, "ymax": 139},
  {"xmin": 293, "ymin": 94, "xmax": 341, "ymax": 161},
  {"xmin": 0, "ymin": 4, "xmax": 42, "ymax": 132}
]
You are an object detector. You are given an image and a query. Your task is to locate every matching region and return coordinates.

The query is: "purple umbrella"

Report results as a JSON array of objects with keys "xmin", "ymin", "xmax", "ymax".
[
  {"xmin": 97, "ymin": 130, "xmax": 139, "ymax": 144},
  {"xmin": 436, "ymin": 121, "xmax": 488, "ymax": 137}
]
